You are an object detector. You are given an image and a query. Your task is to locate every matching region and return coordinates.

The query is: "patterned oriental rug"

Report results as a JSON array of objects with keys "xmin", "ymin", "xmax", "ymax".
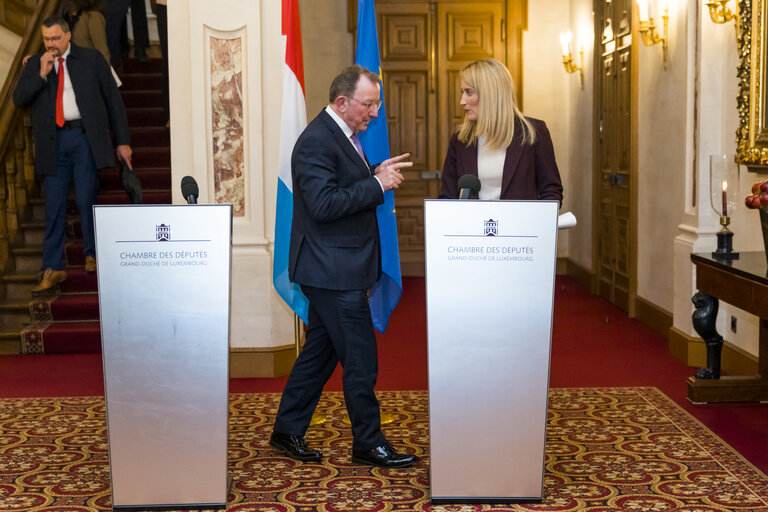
[{"xmin": 1, "ymin": 388, "xmax": 766, "ymax": 512}]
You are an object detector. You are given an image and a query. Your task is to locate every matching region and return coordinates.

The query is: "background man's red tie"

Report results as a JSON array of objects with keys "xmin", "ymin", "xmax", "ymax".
[{"xmin": 56, "ymin": 57, "xmax": 65, "ymax": 127}]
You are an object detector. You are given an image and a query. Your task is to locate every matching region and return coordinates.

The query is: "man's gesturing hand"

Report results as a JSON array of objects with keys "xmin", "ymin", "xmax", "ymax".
[{"xmin": 374, "ymin": 153, "xmax": 412, "ymax": 191}]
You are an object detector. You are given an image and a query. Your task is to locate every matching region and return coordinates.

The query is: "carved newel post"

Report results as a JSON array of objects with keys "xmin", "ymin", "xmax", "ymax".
[{"xmin": 691, "ymin": 291, "xmax": 722, "ymax": 379}]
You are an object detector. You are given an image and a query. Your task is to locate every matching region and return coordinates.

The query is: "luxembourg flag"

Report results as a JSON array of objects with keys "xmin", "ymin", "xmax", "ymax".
[
  {"xmin": 356, "ymin": 0, "xmax": 402, "ymax": 333},
  {"xmin": 273, "ymin": 0, "xmax": 309, "ymax": 323}
]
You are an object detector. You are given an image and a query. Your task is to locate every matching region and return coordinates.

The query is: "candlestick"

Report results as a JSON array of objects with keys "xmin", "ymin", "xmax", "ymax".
[
  {"xmin": 560, "ymin": 32, "xmax": 571, "ymax": 58},
  {"xmin": 722, "ymin": 180, "xmax": 728, "ymax": 216},
  {"xmin": 710, "ymin": 155, "xmax": 739, "ymax": 260},
  {"xmin": 638, "ymin": 0, "xmax": 649, "ymax": 22}
]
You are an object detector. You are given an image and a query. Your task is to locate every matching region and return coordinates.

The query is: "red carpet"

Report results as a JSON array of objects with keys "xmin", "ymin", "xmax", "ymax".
[{"xmin": 1, "ymin": 276, "xmax": 767, "ymax": 474}]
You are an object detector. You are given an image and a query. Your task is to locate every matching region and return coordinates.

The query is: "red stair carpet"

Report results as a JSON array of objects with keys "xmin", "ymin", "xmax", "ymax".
[
  {"xmin": 1, "ymin": 275, "xmax": 766, "ymax": 475},
  {"xmin": 19, "ymin": 57, "xmax": 171, "ymax": 355}
]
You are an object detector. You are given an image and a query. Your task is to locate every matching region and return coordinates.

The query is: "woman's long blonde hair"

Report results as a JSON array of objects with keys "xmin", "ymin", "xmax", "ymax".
[{"xmin": 457, "ymin": 58, "xmax": 536, "ymax": 149}]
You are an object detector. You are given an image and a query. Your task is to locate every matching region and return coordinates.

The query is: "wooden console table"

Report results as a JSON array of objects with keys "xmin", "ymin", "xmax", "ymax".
[{"xmin": 689, "ymin": 252, "xmax": 768, "ymax": 402}]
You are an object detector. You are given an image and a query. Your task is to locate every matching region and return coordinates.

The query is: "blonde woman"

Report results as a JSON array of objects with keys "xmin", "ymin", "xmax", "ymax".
[{"xmin": 439, "ymin": 58, "xmax": 563, "ymax": 203}]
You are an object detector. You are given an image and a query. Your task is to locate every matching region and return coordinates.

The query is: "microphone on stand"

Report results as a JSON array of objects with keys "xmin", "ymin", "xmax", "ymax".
[
  {"xmin": 457, "ymin": 174, "xmax": 481, "ymax": 199},
  {"xmin": 181, "ymin": 176, "xmax": 199, "ymax": 204}
]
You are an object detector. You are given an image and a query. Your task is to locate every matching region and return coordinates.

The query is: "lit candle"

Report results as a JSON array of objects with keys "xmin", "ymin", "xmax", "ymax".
[
  {"xmin": 560, "ymin": 32, "xmax": 571, "ymax": 58},
  {"xmin": 722, "ymin": 180, "xmax": 728, "ymax": 216},
  {"xmin": 638, "ymin": 0, "xmax": 649, "ymax": 22}
]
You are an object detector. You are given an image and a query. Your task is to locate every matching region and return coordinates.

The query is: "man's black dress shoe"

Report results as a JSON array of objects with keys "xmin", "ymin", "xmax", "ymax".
[
  {"xmin": 134, "ymin": 48, "xmax": 151, "ymax": 63},
  {"xmin": 269, "ymin": 432, "xmax": 323, "ymax": 461},
  {"xmin": 352, "ymin": 443, "xmax": 419, "ymax": 468}
]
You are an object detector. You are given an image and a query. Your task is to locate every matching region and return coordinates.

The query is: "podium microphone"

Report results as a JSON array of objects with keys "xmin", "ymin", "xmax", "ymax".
[
  {"xmin": 181, "ymin": 176, "xmax": 199, "ymax": 204},
  {"xmin": 458, "ymin": 174, "xmax": 481, "ymax": 199}
]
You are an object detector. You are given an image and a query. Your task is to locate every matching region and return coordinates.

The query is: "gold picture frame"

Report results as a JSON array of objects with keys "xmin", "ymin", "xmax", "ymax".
[{"xmin": 737, "ymin": 0, "xmax": 768, "ymax": 167}]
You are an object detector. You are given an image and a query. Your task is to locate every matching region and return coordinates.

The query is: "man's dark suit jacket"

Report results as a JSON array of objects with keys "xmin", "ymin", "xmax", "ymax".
[
  {"xmin": 289, "ymin": 109, "xmax": 384, "ymax": 291},
  {"xmin": 12, "ymin": 44, "xmax": 130, "ymax": 177},
  {"xmin": 439, "ymin": 116, "xmax": 563, "ymax": 203}
]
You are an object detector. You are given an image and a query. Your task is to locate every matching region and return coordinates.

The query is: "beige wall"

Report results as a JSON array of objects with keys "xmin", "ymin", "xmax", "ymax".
[
  {"xmin": 636, "ymin": 0, "xmax": 688, "ymax": 312},
  {"xmin": 299, "ymin": 0, "xmax": 353, "ymax": 116},
  {"xmin": 523, "ymin": 1, "xmax": 572, "ymax": 260},
  {"xmin": 0, "ymin": 26, "xmax": 22, "ymax": 90},
  {"xmin": 523, "ymin": 0, "xmax": 594, "ymax": 268}
]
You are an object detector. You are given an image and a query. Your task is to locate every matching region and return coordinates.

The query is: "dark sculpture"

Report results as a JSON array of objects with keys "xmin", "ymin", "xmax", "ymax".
[{"xmin": 691, "ymin": 291, "xmax": 722, "ymax": 379}]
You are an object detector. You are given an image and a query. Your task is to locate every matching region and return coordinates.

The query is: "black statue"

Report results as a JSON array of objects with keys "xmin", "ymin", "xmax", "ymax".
[{"xmin": 691, "ymin": 291, "xmax": 722, "ymax": 379}]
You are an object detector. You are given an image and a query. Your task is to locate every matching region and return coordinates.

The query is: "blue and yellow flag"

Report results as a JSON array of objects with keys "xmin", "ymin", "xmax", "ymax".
[{"xmin": 355, "ymin": 0, "xmax": 402, "ymax": 333}]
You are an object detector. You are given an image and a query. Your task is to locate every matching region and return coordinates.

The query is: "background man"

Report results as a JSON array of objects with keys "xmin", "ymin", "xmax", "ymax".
[
  {"xmin": 107, "ymin": 0, "xmax": 150, "ymax": 67},
  {"xmin": 13, "ymin": 16, "xmax": 132, "ymax": 292},
  {"xmin": 270, "ymin": 65, "xmax": 418, "ymax": 468}
]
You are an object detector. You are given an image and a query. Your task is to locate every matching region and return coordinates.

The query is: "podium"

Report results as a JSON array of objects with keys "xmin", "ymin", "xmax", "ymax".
[
  {"xmin": 94, "ymin": 204, "xmax": 232, "ymax": 510},
  {"xmin": 424, "ymin": 199, "xmax": 558, "ymax": 503}
]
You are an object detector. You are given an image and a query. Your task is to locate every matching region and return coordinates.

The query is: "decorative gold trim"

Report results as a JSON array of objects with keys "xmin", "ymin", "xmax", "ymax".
[
  {"xmin": 735, "ymin": 0, "xmax": 768, "ymax": 166},
  {"xmin": 706, "ymin": 0, "xmax": 739, "ymax": 25},
  {"xmin": 562, "ymin": 50, "xmax": 585, "ymax": 89}
]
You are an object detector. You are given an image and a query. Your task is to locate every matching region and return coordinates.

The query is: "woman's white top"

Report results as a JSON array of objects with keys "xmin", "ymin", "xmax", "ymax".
[{"xmin": 477, "ymin": 135, "xmax": 506, "ymax": 200}]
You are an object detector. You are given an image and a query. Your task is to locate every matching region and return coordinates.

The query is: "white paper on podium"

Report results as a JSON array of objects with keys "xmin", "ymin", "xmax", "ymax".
[{"xmin": 558, "ymin": 211, "xmax": 577, "ymax": 229}]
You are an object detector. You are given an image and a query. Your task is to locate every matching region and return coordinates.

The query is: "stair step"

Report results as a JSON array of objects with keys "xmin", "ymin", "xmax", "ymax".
[
  {"xmin": 0, "ymin": 332, "xmax": 21, "ymax": 355},
  {"xmin": 122, "ymin": 58, "xmax": 163, "ymax": 74},
  {"xmin": 121, "ymin": 90, "xmax": 162, "ymax": 109},
  {"xmin": 131, "ymin": 126, "xmax": 170, "ymax": 148},
  {"xmin": 100, "ymin": 167, "xmax": 172, "ymax": 190},
  {"xmin": 21, "ymin": 321, "xmax": 101, "ymax": 354},
  {"xmin": 19, "ymin": 220, "xmax": 45, "ymax": 246},
  {"xmin": 127, "ymin": 107, "xmax": 167, "ymax": 127},
  {"xmin": 97, "ymin": 189, "xmax": 172, "ymax": 205},
  {"xmin": 28, "ymin": 198, "xmax": 46, "ymax": 221},
  {"xmin": 30, "ymin": 293, "xmax": 99, "ymax": 322},
  {"xmin": 0, "ymin": 301, "xmax": 31, "ymax": 331},
  {"xmin": 2, "ymin": 272, "xmax": 40, "ymax": 301},
  {"xmin": 10, "ymin": 245, "xmax": 43, "ymax": 273},
  {"xmin": 120, "ymin": 72, "xmax": 162, "ymax": 90},
  {"xmin": 131, "ymin": 147, "xmax": 170, "ymax": 168}
]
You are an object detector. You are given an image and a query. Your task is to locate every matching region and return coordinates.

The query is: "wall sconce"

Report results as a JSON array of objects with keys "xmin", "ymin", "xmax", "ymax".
[
  {"xmin": 705, "ymin": 0, "xmax": 738, "ymax": 27},
  {"xmin": 638, "ymin": 0, "xmax": 669, "ymax": 69},
  {"xmin": 559, "ymin": 31, "xmax": 584, "ymax": 89}
]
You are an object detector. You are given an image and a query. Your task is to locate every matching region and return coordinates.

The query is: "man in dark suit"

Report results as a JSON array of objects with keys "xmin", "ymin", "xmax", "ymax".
[
  {"xmin": 270, "ymin": 65, "xmax": 418, "ymax": 468},
  {"xmin": 13, "ymin": 16, "xmax": 132, "ymax": 292},
  {"xmin": 107, "ymin": 0, "xmax": 150, "ymax": 67}
]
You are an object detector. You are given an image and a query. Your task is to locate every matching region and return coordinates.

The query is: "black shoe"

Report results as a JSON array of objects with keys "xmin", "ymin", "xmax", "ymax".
[
  {"xmin": 269, "ymin": 432, "xmax": 323, "ymax": 461},
  {"xmin": 352, "ymin": 443, "xmax": 419, "ymax": 468},
  {"xmin": 134, "ymin": 48, "xmax": 150, "ymax": 63}
]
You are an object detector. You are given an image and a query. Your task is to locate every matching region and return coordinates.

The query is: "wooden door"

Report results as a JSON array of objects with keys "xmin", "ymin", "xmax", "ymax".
[
  {"xmin": 355, "ymin": 0, "xmax": 524, "ymax": 275},
  {"xmin": 594, "ymin": 0, "xmax": 632, "ymax": 311}
]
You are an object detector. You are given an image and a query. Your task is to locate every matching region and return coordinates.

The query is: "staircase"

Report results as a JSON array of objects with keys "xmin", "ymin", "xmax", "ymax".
[{"xmin": 15, "ymin": 57, "xmax": 171, "ymax": 354}]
